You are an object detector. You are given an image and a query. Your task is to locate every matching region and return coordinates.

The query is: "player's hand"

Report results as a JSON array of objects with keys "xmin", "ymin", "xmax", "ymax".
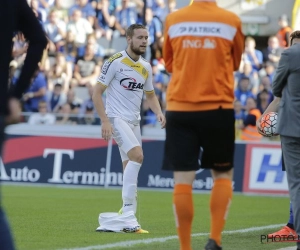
[
  {"xmin": 101, "ymin": 120, "xmax": 113, "ymax": 141},
  {"xmin": 256, "ymin": 115, "xmax": 270, "ymax": 137},
  {"xmin": 157, "ymin": 113, "xmax": 166, "ymax": 129},
  {"xmin": 5, "ymin": 98, "xmax": 22, "ymax": 125}
]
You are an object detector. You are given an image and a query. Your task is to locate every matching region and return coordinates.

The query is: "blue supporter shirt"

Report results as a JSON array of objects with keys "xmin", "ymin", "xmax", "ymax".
[
  {"xmin": 69, "ymin": 4, "xmax": 96, "ymax": 18},
  {"xmin": 153, "ymin": 7, "xmax": 168, "ymax": 22},
  {"xmin": 144, "ymin": 109, "xmax": 157, "ymax": 126},
  {"xmin": 154, "ymin": 72, "xmax": 164, "ymax": 84},
  {"xmin": 24, "ymin": 72, "xmax": 47, "ymax": 112},
  {"xmin": 234, "ymin": 89, "xmax": 255, "ymax": 107},
  {"xmin": 244, "ymin": 50, "xmax": 263, "ymax": 72},
  {"xmin": 109, "ymin": 0, "xmax": 121, "ymax": 13},
  {"xmin": 97, "ymin": 8, "xmax": 113, "ymax": 30},
  {"xmin": 235, "ymin": 110, "xmax": 246, "ymax": 120},
  {"xmin": 147, "ymin": 17, "xmax": 162, "ymax": 45},
  {"xmin": 116, "ymin": 7, "xmax": 137, "ymax": 29},
  {"xmin": 147, "ymin": 0, "xmax": 157, "ymax": 10}
]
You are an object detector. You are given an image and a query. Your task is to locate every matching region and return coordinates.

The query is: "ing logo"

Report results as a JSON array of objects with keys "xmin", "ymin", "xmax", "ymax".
[{"xmin": 182, "ymin": 39, "xmax": 216, "ymax": 49}]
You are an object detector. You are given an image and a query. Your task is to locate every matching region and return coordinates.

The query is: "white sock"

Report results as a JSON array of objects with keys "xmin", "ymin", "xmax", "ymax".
[
  {"xmin": 132, "ymin": 190, "xmax": 137, "ymax": 214},
  {"xmin": 122, "ymin": 161, "xmax": 141, "ymax": 214}
]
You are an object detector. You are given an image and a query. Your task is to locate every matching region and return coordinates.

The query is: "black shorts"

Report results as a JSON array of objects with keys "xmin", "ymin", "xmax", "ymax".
[{"xmin": 162, "ymin": 109, "xmax": 235, "ymax": 172}]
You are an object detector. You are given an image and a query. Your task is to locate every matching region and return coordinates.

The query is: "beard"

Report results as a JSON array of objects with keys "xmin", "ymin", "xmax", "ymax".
[{"xmin": 130, "ymin": 42, "xmax": 145, "ymax": 55}]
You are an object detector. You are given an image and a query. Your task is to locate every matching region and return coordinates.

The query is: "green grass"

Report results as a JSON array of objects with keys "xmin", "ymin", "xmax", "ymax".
[{"xmin": 1, "ymin": 185, "xmax": 295, "ymax": 250}]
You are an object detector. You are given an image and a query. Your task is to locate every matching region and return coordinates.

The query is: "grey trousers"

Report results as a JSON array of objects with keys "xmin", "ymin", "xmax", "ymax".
[{"xmin": 281, "ymin": 135, "xmax": 300, "ymax": 248}]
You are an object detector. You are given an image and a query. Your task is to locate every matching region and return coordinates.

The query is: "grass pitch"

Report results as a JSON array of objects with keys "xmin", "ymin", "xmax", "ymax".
[{"xmin": 1, "ymin": 185, "xmax": 295, "ymax": 250}]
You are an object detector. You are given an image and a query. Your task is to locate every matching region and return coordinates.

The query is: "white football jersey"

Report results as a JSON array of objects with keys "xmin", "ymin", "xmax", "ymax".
[{"xmin": 97, "ymin": 51, "xmax": 154, "ymax": 125}]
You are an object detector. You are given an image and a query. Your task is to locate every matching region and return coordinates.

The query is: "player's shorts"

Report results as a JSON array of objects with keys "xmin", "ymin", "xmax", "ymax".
[
  {"xmin": 109, "ymin": 117, "xmax": 142, "ymax": 162},
  {"xmin": 162, "ymin": 108, "xmax": 235, "ymax": 172}
]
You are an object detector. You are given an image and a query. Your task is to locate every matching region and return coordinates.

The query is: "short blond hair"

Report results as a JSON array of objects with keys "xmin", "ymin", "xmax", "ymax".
[{"xmin": 126, "ymin": 24, "xmax": 147, "ymax": 38}]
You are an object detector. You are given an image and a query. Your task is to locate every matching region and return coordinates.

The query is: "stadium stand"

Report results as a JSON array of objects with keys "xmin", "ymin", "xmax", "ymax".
[{"xmin": 10, "ymin": 0, "xmax": 300, "ymax": 142}]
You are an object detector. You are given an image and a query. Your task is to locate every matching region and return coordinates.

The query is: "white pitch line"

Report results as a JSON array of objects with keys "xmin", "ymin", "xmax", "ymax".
[
  {"xmin": 61, "ymin": 224, "xmax": 284, "ymax": 250},
  {"xmin": 277, "ymin": 248, "xmax": 296, "ymax": 250}
]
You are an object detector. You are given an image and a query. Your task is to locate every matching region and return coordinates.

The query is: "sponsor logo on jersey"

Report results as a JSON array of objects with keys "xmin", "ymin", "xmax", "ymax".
[
  {"xmin": 120, "ymin": 77, "xmax": 144, "ymax": 91},
  {"xmin": 203, "ymin": 38, "xmax": 216, "ymax": 49},
  {"xmin": 179, "ymin": 26, "xmax": 221, "ymax": 34},
  {"xmin": 101, "ymin": 52, "xmax": 123, "ymax": 75},
  {"xmin": 169, "ymin": 22, "xmax": 237, "ymax": 41},
  {"xmin": 183, "ymin": 39, "xmax": 202, "ymax": 48},
  {"xmin": 120, "ymin": 57, "xmax": 148, "ymax": 79},
  {"xmin": 183, "ymin": 38, "xmax": 216, "ymax": 49},
  {"xmin": 120, "ymin": 68, "xmax": 133, "ymax": 72},
  {"xmin": 142, "ymin": 68, "xmax": 147, "ymax": 76}
]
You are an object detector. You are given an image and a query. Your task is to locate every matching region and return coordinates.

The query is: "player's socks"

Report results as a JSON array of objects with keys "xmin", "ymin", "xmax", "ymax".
[
  {"xmin": 122, "ymin": 161, "xmax": 141, "ymax": 214},
  {"xmin": 133, "ymin": 191, "xmax": 137, "ymax": 214},
  {"xmin": 173, "ymin": 184, "xmax": 193, "ymax": 250},
  {"xmin": 210, "ymin": 178, "xmax": 232, "ymax": 247}
]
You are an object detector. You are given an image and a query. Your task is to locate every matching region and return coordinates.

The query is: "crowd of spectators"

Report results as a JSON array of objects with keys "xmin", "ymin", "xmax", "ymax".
[
  {"xmin": 234, "ymin": 14, "xmax": 292, "ymax": 141},
  {"xmin": 9, "ymin": 0, "xmax": 171, "ymax": 127},
  {"xmin": 9, "ymin": 1, "xmax": 293, "ymax": 141}
]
